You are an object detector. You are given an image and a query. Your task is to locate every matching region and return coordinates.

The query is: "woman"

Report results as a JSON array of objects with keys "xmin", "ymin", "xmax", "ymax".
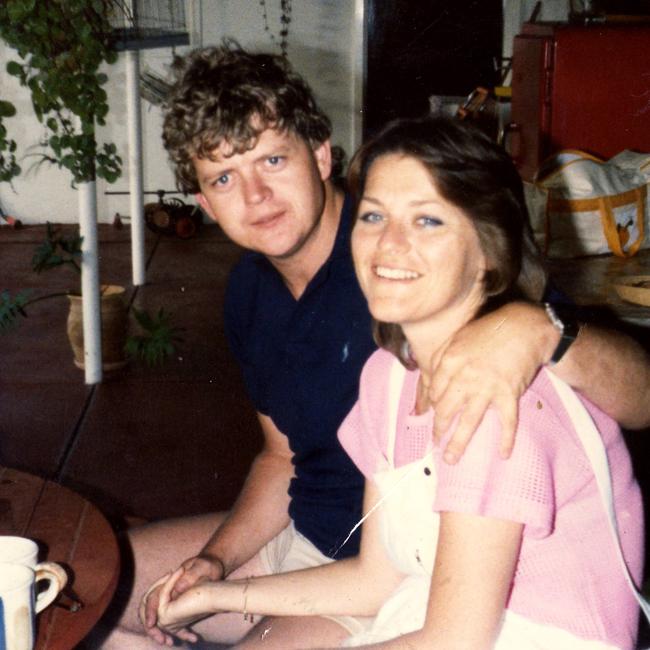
[{"xmin": 153, "ymin": 117, "xmax": 643, "ymax": 649}]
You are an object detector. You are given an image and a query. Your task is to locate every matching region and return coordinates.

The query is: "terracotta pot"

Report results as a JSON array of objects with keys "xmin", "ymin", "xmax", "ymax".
[{"xmin": 66, "ymin": 284, "xmax": 128, "ymax": 371}]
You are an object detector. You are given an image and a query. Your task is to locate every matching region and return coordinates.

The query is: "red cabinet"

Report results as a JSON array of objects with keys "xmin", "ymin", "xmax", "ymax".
[{"xmin": 509, "ymin": 22, "xmax": 650, "ymax": 180}]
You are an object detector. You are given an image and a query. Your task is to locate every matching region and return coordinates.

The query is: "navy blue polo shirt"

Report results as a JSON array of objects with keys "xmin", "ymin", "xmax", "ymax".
[{"xmin": 224, "ymin": 196, "xmax": 376, "ymax": 559}]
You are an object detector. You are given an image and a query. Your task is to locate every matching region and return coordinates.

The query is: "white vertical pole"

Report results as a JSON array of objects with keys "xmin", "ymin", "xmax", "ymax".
[
  {"xmin": 187, "ymin": 0, "xmax": 204, "ymax": 47},
  {"xmin": 126, "ymin": 49, "xmax": 146, "ymax": 286},
  {"xmin": 351, "ymin": 0, "xmax": 365, "ymax": 151},
  {"xmin": 78, "ymin": 180, "xmax": 103, "ymax": 384}
]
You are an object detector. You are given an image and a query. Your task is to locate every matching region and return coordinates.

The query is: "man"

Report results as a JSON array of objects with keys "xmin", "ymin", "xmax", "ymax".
[{"xmin": 105, "ymin": 43, "xmax": 650, "ymax": 649}]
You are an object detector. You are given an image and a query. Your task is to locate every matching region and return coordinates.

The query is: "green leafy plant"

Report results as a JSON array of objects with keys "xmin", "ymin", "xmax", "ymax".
[
  {"xmin": 0, "ymin": 224, "xmax": 81, "ymax": 332},
  {"xmin": 32, "ymin": 222, "xmax": 83, "ymax": 273},
  {"xmin": 125, "ymin": 307, "xmax": 183, "ymax": 366},
  {"xmin": 0, "ymin": 0, "xmax": 122, "ymax": 185},
  {"xmin": 0, "ymin": 99, "xmax": 20, "ymax": 183},
  {"xmin": 0, "ymin": 289, "xmax": 30, "ymax": 333},
  {"xmin": 0, "ymin": 224, "xmax": 180, "ymax": 367}
]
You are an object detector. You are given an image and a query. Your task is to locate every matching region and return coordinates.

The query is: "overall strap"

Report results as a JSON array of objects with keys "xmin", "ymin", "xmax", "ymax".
[
  {"xmin": 386, "ymin": 360, "xmax": 407, "ymax": 468},
  {"xmin": 330, "ymin": 357, "xmax": 409, "ymax": 556},
  {"xmin": 546, "ymin": 370, "xmax": 650, "ymax": 622}
]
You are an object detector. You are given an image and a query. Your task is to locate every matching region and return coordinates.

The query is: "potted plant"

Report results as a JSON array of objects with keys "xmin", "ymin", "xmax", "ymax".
[
  {"xmin": 0, "ymin": 0, "xmax": 131, "ymax": 380},
  {"xmin": 0, "ymin": 223, "xmax": 181, "ymax": 368},
  {"xmin": 0, "ymin": 0, "xmax": 122, "ymax": 186}
]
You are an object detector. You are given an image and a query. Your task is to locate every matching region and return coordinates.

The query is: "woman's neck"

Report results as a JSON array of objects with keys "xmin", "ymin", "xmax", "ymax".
[{"xmin": 403, "ymin": 298, "xmax": 482, "ymax": 388}]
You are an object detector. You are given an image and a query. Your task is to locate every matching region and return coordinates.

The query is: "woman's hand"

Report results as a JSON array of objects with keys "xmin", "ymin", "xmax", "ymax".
[
  {"xmin": 138, "ymin": 573, "xmax": 195, "ymax": 646},
  {"xmin": 155, "ymin": 567, "xmax": 219, "ymax": 638},
  {"xmin": 139, "ymin": 554, "xmax": 225, "ymax": 645}
]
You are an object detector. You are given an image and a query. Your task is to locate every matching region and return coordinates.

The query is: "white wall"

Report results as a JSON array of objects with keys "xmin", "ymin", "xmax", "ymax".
[
  {"xmin": 0, "ymin": 0, "xmax": 361, "ymax": 225},
  {"xmin": 197, "ymin": 0, "xmax": 363, "ymax": 163},
  {"xmin": 1, "ymin": 0, "xmax": 572, "ymax": 225}
]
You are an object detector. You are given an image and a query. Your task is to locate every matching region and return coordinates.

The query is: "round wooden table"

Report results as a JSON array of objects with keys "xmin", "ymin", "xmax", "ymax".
[{"xmin": 0, "ymin": 466, "xmax": 120, "ymax": 650}]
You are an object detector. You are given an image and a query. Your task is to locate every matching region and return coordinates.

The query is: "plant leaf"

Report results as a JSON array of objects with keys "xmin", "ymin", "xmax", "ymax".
[
  {"xmin": 0, "ymin": 100, "xmax": 16, "ymax": 118},
  {"xmin": 126, "ymin": 307, "xmax": 183, "ymax": 367},
  {"xmin": 0, "ymin": 290, "xmax": 31, "ymax": 333},
  {"xmin": 31, "ymin": 222, "xmax": 82, "ymax": 274},
  {"xmin": 5, "ymin": 61, "xmax": 22, "ymax": 77}
]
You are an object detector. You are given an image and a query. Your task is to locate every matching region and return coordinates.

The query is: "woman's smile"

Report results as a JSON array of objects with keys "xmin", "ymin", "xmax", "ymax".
[{"xmin": 373, "ymin": 265, "xmax": 421, "ymax": 281}]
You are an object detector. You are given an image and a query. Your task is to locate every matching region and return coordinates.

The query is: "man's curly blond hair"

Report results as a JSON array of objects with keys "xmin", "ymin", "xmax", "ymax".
[{"xmin": 162, "ymin": 41, "xmax": 332, "ymax": 194}]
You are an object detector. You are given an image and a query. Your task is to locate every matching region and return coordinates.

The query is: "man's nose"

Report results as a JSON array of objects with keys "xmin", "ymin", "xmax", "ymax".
[{"xmin": 242, "ymin": 172, "xmax": 270, "ymax": 205}]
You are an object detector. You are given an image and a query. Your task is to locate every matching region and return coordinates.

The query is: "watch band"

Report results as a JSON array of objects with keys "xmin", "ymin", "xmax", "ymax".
[{"xmin": 544, "ymin": 302, "xmax": 581, "ymax": 365}]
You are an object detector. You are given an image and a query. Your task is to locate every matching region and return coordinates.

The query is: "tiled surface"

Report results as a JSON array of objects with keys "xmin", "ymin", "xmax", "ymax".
[
  {"xmin": 0, "ymin": 382, "xmax": 89, "ymax": 477},
  {"xmin": 0, "ymin": 223, "xmax": 261, "ymax": 528},
  {"xmin": 62, "ymin": 378, "xmax": 260, "ymax": 521}
]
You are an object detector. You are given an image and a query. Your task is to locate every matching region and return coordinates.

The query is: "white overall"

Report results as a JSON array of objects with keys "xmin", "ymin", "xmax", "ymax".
[{"xmin": 343, "ymin": 361, "xmax": 626, "ymax": 649}]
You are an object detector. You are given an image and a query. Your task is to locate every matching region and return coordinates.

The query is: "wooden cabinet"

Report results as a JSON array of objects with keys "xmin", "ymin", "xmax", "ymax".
[{"xmin": 510, "ymin": 22, "xmax": 650, "ymax": 180}]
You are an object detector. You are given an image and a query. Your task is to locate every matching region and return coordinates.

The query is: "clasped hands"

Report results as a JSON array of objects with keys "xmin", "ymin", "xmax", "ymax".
[{"xmin": 140, "ymin": 554, "xmax": 225, "ymax": 646}]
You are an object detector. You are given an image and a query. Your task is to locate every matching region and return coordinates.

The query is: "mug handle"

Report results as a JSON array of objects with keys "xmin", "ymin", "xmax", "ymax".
[{"xmin": 34, "ymin": 562, "xmax": 68, "ymax": 613}]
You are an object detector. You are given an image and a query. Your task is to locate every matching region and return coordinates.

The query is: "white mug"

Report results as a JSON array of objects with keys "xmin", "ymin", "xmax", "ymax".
[
  {"xmin": 0, "ymin": 537, "xmax": 67, "ymax": 585},
  {"xmin": 0, "ymin": 562, "xmax": 67, "ymax": 650},
  {"xmin": 0, "ymin": 537, "xmax": 45, "ymax": 569}
]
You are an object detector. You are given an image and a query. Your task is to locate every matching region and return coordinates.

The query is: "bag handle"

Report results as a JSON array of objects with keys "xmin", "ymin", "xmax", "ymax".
[
  {"xmin": 535, "ymin": 149, "xmax": 604, "ymax": 185},
  {"xmin": 545, "ymin": 370, "xmax": 650, "ymax": 622},
  {"xmin": 599, "ymin": 187, "xmax": 646, "ymax": 257}
]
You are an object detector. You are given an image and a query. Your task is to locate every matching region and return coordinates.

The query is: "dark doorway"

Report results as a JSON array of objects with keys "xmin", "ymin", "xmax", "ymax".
[{"xmin": 364, "ymin": 0, "xmax": 503, "ymax": 138}]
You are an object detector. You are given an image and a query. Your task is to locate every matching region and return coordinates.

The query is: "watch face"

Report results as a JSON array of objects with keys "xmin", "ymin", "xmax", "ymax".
[{"xmin": 554, "ymin": 304, "xmax": 581, "ymax": 338}]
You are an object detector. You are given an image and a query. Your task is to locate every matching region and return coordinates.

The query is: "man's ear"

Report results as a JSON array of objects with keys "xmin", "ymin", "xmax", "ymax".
[
  {"xmin": 313, "ymin": 139, "xmax": 332, "ymax": 182},
  {"xmin": 195, "ymin": 192, "xmax": 218, "ymax": 223}
]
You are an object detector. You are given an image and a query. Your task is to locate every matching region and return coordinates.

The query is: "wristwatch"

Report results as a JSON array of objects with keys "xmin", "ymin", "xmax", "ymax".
[{"xmin": 544, "ymin": 302, "xmax": 581, "ymax": 365}]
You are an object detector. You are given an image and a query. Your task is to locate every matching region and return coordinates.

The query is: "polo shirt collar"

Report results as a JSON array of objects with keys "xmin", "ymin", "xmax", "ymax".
[
  {"xmin": 330, "ymin": 192, "xmax": 354, "ymax": 262},
  {"xmin": 303, "ymin": 192, "xmax": 354, "ymax": 293}
]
